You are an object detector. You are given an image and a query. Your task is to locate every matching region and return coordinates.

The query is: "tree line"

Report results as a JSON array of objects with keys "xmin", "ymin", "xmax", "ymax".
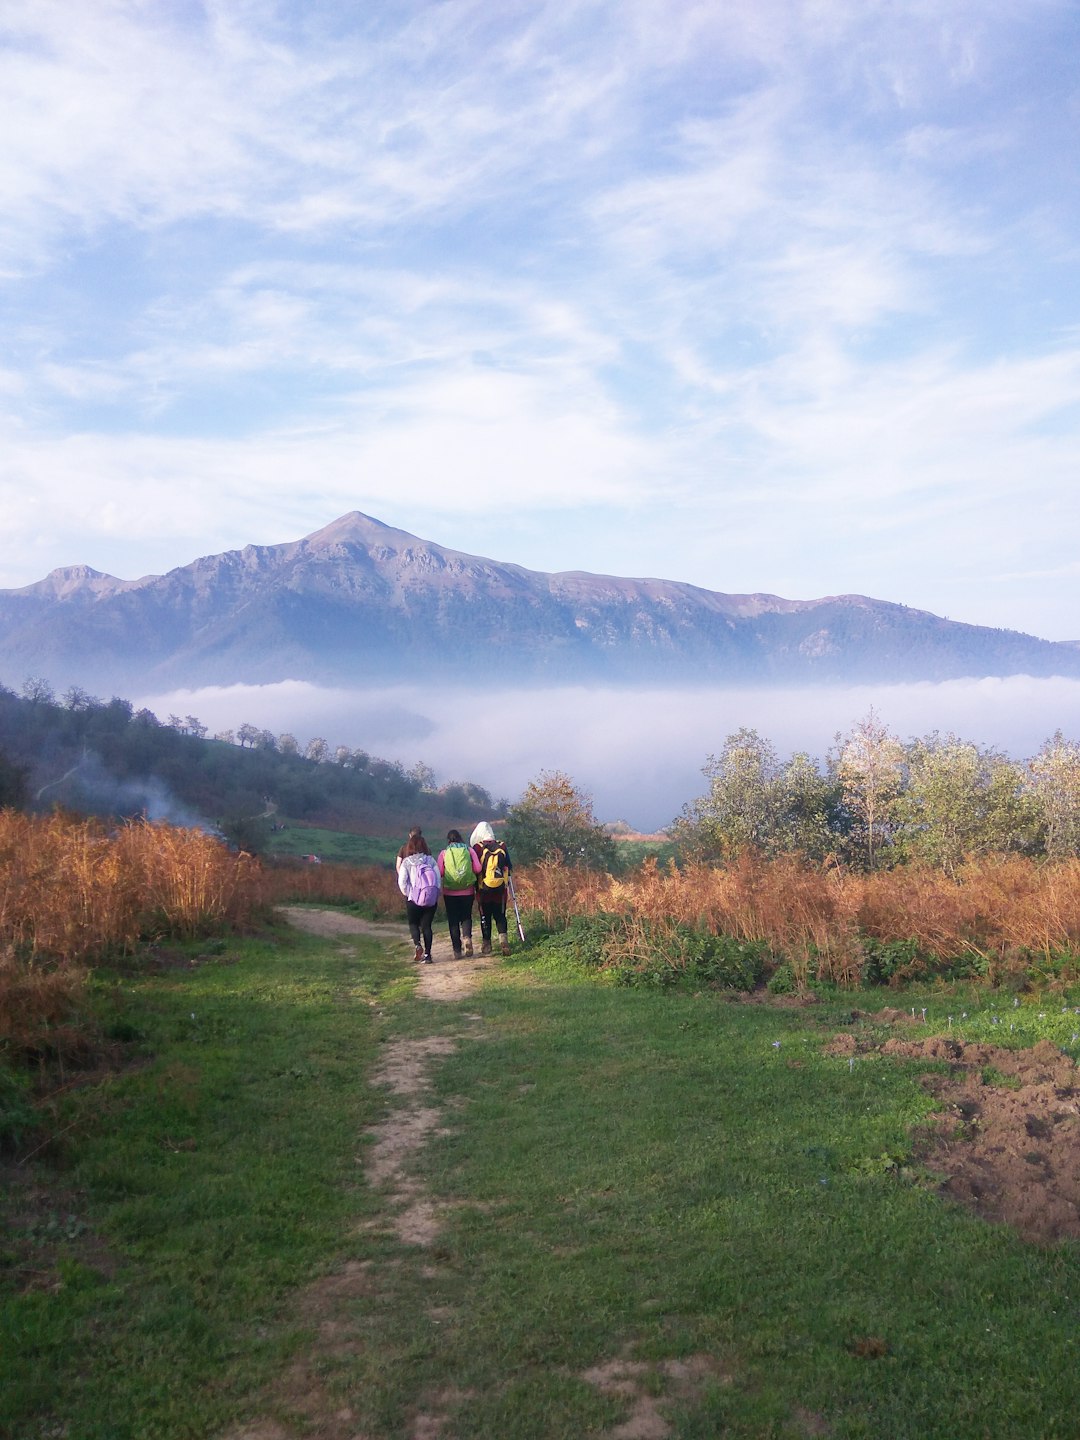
[{"xmin": 672, "ymin": 711, "xmax": 1080, "ymax": 872}]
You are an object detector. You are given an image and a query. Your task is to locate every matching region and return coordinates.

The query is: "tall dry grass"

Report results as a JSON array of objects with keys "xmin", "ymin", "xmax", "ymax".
[
  {"xmin": 0, "ymin": 812, "xmax": 263, "ymax": 1062},
  {"xmin": 259, "ymin": 859, "xmax": 401, "ymax": 917},
  {"xmin": 515, "ymin": 854, "xmax": 1080, "ymax": 986}
]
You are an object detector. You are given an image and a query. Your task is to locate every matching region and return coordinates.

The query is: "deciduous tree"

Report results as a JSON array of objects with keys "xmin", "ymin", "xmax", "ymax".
[
  {"xmin": 505, "ymin": 769, "xmax": 616, "ymax": 869},
  {"xmin": 833, "ymin": 710, "xmax": 904, "ymax": 870}
]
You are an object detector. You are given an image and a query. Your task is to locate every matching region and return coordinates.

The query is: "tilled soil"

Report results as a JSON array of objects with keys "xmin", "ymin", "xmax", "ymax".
[{"xmin": 828, "ymin": 1023, "xmax": 1080, "ymax": 1245}]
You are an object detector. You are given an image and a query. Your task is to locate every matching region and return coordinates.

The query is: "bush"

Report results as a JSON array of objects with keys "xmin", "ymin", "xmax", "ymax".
[
  {"xmin": 533, "ymin": 912, "xmax": 769, "ymax": 991},
  {"xmin": 0, "ymin": 1063, "xmax": 35, "ymax": 1152}
]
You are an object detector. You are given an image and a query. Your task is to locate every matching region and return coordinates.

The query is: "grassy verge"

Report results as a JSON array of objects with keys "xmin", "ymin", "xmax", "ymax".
[{"xmin": 1, "ymin": 923, "xmax": 412, "ymax": 1440}]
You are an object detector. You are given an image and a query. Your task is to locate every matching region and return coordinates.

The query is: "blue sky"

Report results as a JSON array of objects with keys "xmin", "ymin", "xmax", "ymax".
[{"xmin": 2, "ymin": 0, "xmax": 1079, "ymax": 640}]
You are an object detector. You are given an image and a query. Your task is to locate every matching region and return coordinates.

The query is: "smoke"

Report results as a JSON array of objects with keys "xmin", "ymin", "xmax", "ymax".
[
  {"xmin": 32, "ymin": 749, "xmax": 220, "ymax": 832},
  {"xmin": 137, "ymin": 675, "xmax": 1080, "ymax": 832}
]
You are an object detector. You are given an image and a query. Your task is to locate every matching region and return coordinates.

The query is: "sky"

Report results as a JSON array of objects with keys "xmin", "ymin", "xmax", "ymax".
[{"xmin": 2, "ymin": 0, "xmax": 1080, "ymax": 645}]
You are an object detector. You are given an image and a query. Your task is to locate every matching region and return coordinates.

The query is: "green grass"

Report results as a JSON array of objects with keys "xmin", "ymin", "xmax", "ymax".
[
  {"xmin": 263, "ymin": 822, "xmax": 397, "ymax": 865},
  {"xmin": 5, "ymin": 925, "xmax": 1080, "ymax": 1438},
  {"xmin": 0, "ymin": 924, "xmax": 411, "ymax": 1440}
]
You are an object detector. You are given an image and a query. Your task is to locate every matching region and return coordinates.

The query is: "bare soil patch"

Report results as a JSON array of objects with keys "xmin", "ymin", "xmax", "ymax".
[
  {"xmin": 581, "ymin": 1354, "xmax": 732, "ymax": 1439},
  {"xmin": 833, "ymin": 1025, "xmax": 1080, "ymax": 1245}
]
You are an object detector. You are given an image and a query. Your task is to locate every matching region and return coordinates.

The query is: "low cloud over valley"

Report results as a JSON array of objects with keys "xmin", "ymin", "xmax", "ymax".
[{"xmin": 137, "ymin": 677, "xmax": 1080, "ymax": 833}]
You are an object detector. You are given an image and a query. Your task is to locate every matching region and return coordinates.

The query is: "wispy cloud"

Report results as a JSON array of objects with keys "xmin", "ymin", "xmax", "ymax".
[{"xmin": 1, "ymin": 0, "xmax": 1078, "ymax": 645}]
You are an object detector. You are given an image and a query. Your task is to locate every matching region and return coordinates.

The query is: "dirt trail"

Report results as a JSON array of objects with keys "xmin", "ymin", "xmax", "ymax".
[
  {"xmin": 277, "ymin": 905, "xmax": 500, "ymax": 1000},
  {"xmin": 218, "ymin": 909, "xmax": 502, "ymax": 1439}
]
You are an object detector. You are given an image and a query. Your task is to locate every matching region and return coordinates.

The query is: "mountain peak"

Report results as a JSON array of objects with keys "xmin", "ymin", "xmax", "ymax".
[
  {"xmin": 20, "ymin": 564, "xmax": 134, "ymax": 600},
  {"xmin": 303, "ymin": 511, "xmax": 423, "ymax": 550}
]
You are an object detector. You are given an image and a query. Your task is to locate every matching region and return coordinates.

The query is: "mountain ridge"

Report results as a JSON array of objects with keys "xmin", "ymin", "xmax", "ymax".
[{"xmin": 1, "ymin": 511, "xmax": 1076, "ymax": 693}]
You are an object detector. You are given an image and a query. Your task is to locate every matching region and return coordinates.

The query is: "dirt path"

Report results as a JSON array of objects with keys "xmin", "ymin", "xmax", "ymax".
[
  {"xmin": 219, "ymin": 909, "xmax": 502, "ymax": 1438},
  {"xmin": 277, "ymin": 905, "xmax": 501, "ymax": 1000}
]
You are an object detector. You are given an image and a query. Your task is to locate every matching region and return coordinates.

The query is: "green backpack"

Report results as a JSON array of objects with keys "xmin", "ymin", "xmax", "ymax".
[{"xmin": 442, "ymin": 842, "xmax": 474, "ymax": 889}]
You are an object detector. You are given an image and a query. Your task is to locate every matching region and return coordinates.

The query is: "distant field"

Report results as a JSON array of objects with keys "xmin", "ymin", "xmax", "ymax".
[
  {"xmin": 612, "ymin": 834, "xmax": 676, "ymax": 866},
  {"xmin": 267, "ymin": 823, "xmax": 674, "ymax": 870},
  {"xmin": 264, "ymin": 822, "xmax": 398, "ymax": 866}
]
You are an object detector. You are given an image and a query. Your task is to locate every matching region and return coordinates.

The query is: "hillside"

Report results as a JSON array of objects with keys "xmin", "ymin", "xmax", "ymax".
[
  {"xmin": 1, "ymin": 512, "xmax": 1076, "ymax": 694},
  {"xmin": 0, "ymin": 684, "xmax": 497, "ymax": 850}
]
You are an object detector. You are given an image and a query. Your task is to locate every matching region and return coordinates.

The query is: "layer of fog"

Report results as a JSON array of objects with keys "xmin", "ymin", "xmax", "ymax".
[{"xmin": 136, "ymin": 677, "xmax": 1080, "ymax": 833}]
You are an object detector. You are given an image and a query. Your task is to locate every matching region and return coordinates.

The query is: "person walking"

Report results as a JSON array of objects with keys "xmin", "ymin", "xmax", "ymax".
[
  {"xmin": 469, "ymin": 821, "xmax": 513, "ymax": 956},
  {"xmin": 397, "ymin": 830, "xmax": 441, "ymax": 963},
  {"xmin": 438, "ymin": 829, "xmax": 481, "ymax": 958}
]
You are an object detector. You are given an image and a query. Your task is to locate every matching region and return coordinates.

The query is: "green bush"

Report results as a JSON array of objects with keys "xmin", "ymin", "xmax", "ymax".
[
  {"xmin": 860, "ymin": 937, "xmax": 925, "ymax": 986},
  {"xmin": 0, "ymin": 1063, "xmax": 35, "ymax": 1152},
  {"xmin": 538, "ymin": 912, "xmax": 626, "ymax": 967},
  {"xmin": 533, "ymin": 913, "xmax": 768, "ymax": 991}
]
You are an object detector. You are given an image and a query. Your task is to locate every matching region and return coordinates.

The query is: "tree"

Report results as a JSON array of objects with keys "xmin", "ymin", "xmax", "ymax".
[
  {"xmin": 505, "ymin": 769, "xmax": 617, "ymax": 869},
  {"xmin": 408, "ymin": 761, "xmax": 437, "ymax": 791},
  {"xmin": 62, "ymin": 685, "xmax": 97, "ymax": 711},
  {"xmin": 833, "ymin": 710, "xmax": 904, "ymax": 870},
  {"xmin": 775, "ymin": 751, "xmax": 846, "ymax": 861},
  {"xmin": 1028, "ymin": 732, "xmax": 1080, "ymax": 859},
  {"xmin": 21, "ymin": 677, "xmax": 55, "ymax": 706},
  {"xmin": 237, "ymin": 722, "xmax": 260, "ymax": 748},
  {"xmin": 896, "ymin": 733, "xmax": 1036, "ymax": 873},
  {"xmin": 672, "ymin": 728, "xmax": 783, "ymax": 859},
  {"xmin": 305, "ymin": 737, "xmax": 329, "ymax": 764}
]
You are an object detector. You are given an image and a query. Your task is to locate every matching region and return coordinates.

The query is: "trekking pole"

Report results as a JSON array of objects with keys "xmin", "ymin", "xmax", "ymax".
[{"xmin": 507, "ymin": 874, "xmax": 526, "ymax": 944}]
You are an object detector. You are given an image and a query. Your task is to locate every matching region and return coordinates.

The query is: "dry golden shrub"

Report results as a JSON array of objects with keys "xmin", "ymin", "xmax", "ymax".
[
  {"xmin": 0, "ymin": 811, "xmax": 264, "ymax": 1062},
  {"xmin": 0, "ymin": 811, "xmax": 263, "ymax": 965},
  {"xmin": 514, "ymin": 853, "xmax": 1080, "ymax": 984},
  {"xmin": 259, "ymin": 859, "xmax": 402, "ymax": 916},
  {"xmin": 515, "ymin": 858, "xmax": 615, "ymax": 927}
]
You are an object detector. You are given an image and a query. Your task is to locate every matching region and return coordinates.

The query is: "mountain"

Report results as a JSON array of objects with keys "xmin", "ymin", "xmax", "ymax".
[{"xmin": 1, "ymin": 511, "xmax": 1077, "ymax": 694}]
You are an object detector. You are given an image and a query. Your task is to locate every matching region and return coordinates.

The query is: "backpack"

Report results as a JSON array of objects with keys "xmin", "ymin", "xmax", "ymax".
[
  {"xmin": 478, "ymin": 842, "xmax": 508, "ymax": 893},
  {"xmin": 442, "ymin": 842, "xmax": 474, "ymax": 890},
  {"xmin": 407, "ymin": 854, "xmax": 440, "ymax": 907}
]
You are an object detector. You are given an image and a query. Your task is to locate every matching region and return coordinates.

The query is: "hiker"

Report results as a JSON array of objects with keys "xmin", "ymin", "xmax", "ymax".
[
  {"xmin": 397, "ymin": 830, "xmax": 441, "ymax": 963},
  {"xmin": 438, "ymin": 828, "xmax": 481, "ymax": 958},
  {"xmin": 395, "ymin": 825, "xmax": 423, "ymax": 873},
  {"xmin": 470, "ymin": 821, "xmax": 513, "ymax": 956}
]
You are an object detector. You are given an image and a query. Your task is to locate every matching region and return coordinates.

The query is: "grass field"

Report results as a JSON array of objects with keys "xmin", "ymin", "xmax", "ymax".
[
  {"xmin": 5, "ymin": 916, "xmax": 1080, "ymax": 1438},
  {"xmin": 263, "ymin": 822, "xmax": 398, "ymax": 865}
]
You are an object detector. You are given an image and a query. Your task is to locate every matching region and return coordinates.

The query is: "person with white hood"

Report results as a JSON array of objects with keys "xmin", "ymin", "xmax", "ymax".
[{"xmin": 470, "ymin": 822, "xmax": 513, "ymax": 956}]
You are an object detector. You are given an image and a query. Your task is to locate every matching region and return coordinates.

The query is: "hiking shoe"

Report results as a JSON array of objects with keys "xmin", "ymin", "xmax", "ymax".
[
  {"xmin": 423, "ymin": 953, "xmax": 433, "ymax": 964},
  {"xmin": 413, "ymin": 944, "xmax": 424, "ymax": 962},
  {"xmin": 500, "ymin": 938, "xmax": 511, "ymax": 956},
  {"xmin": 480, "ymin": 941, "xmax": 492, "ymax": 955},
  {"xmin": 463, "ymin": 939, "xmax": 474, "ymax": 957},
  {"xmin": 452, "ymin": 948, "xmax": 463, "ymax": 960}
]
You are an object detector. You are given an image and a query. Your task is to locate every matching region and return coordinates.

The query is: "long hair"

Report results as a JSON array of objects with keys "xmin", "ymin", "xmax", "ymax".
[
  {"xmin": 404, "ymin": 832, "xmax": 431, "ymax": 856},
  {"xmin": 447, "ymin": 829, "xmax": 463, "ymax": 843}
]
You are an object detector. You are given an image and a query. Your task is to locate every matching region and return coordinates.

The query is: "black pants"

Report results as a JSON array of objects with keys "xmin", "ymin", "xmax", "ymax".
[
  {"xmin": 478, "ymin": 894, "xmax": 508, "ymax": 942},
  {"xmin": 443, "ymin": 892, "xmax": 475, "ymax": 953},
  {"xmin": 406, "ymin": 901, "xmax": 437, "ymax": 955}
]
